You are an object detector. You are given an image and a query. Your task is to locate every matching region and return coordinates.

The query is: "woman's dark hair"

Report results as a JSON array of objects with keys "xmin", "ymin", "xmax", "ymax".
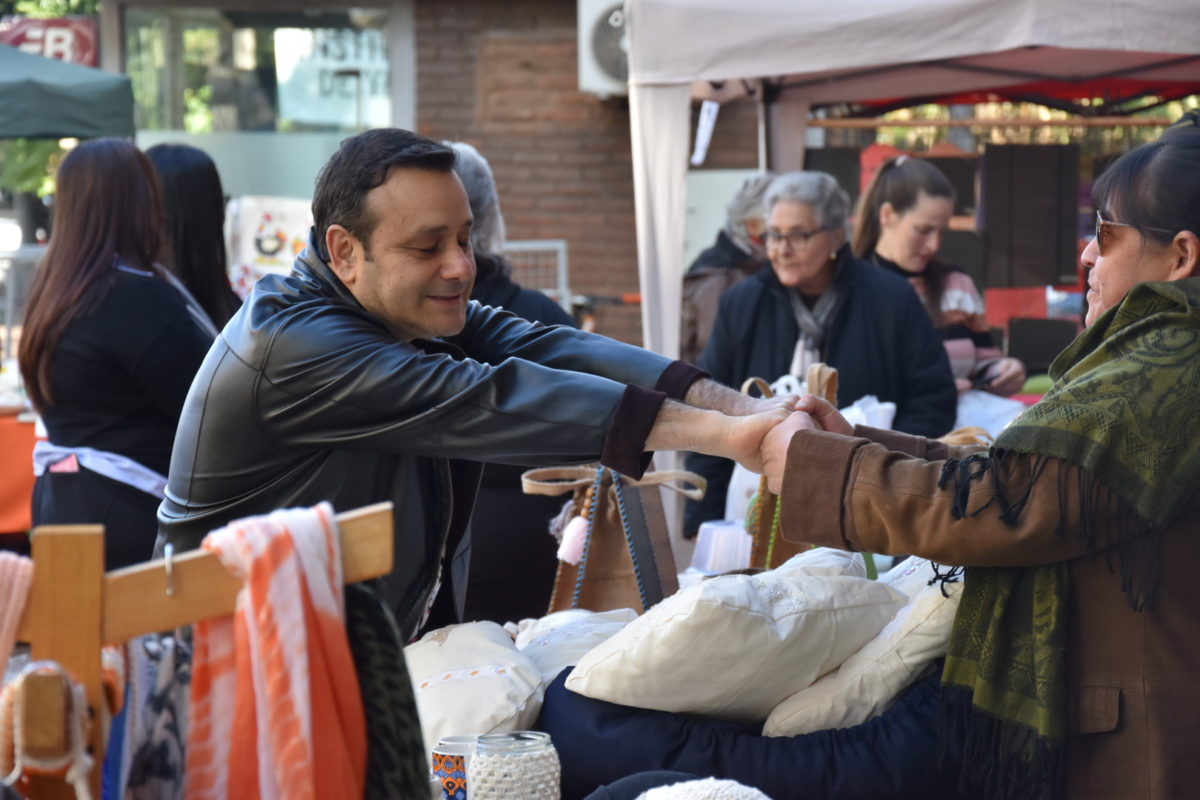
[
  {"xmin": 146, "ymin": 143, "xmax": 241, "ymax": 327},
  {"xmin": 853, "ymin": 156, "xmax": 957, "ymax": 323},
  {"xmin": 312, "ymin": 128, "xmax": 457, "ymax": 257},
  {"xmin": 19, "ymin": 138, "xmax": 167, "ymax": 411},
  {"xmin": 1093, "ymin": 120, "xmax": 1200, "ymax": 243}
]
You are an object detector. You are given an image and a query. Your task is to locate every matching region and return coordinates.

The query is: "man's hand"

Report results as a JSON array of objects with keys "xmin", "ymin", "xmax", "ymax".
[
  {"xmin": 793, "ymin": 394, "xmax": 854, "ymax": 436},
  {"xmin": 684, "ymin": 377, "xmax": 798, "ymax": 417},
  {"xmin": 721, "ymin": 406, "xmax": 793, "ymax": 474},
  {"xmin": 761, "ymin": 411, "xmax": 818, "ymax": 493}
]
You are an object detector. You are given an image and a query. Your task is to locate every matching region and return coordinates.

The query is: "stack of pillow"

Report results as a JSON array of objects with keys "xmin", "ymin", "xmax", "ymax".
[{"xmin": 404, "ymin": 550, "xmax": 962, "ymax": 754}]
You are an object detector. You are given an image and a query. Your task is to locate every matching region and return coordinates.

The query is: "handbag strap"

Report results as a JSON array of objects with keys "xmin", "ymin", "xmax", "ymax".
[{"xmin": 522, "ymin": 467, "xmax": 707, "ymax": 501}]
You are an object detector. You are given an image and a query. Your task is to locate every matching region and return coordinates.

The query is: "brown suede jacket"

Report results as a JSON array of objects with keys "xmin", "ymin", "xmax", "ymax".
[{"xmin": 779, "ymin": 425, "xmax": 1200, "ymax": 800}]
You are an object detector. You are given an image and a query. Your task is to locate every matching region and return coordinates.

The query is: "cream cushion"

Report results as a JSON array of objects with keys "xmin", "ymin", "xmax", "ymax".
[
  {"xmin": 770, "ymin": 547, "xmax": 867, "ymax": 580},
  {"xmin": 763, "ymin": 579, "xmax": 962, "ymax": 736},
  {"xmin": 879, "ymin": 555, "xmax": 953, "ymax": 599},
  {"xmin": 405, "ymin": 621, "xmax": 543, "ymax": 760},
  {"xmin": 516, "ymin": 608, "xmax": 638, "ymax": 683},
  {"xmin": 565, "ymin": 570, "xmax": 905, "ymax": 722}
]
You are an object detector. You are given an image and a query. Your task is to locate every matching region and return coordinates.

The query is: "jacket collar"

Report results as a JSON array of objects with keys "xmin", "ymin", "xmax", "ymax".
[{"xmin": 294, "ymin": 227, "xmax": 366, "ymax": 310}]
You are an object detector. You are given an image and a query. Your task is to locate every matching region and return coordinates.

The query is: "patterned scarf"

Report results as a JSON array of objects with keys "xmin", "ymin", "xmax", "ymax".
[
  {"xmin": 940, "ymin": 278, "xmax": 1200, "ymax": 800},
  {"xmin": 787, "ymin": 285, "xmax": 841, "ymax": 378}
]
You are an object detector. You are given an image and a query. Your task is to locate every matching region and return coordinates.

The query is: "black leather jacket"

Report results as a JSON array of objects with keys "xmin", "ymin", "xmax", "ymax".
[{"xmin": 159, "ymin": 240, "xmax": 694, "ymax": 638}]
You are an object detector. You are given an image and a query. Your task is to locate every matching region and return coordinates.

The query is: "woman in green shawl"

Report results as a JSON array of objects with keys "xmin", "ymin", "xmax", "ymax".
[{"xmin": 762, "ymin": 116, "xmax": 1200, "ymax": 800}]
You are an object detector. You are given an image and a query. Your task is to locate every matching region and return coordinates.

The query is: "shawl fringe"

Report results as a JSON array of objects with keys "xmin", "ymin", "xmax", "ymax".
[{"xmin": 941, "ymin": 683, "xmax": 1063, "ymax": 800}]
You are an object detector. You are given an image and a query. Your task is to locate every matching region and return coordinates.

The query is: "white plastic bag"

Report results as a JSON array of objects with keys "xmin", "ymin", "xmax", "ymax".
[{"xmin": 954, "ymin": 389, "xmax": 1027, "ymax": 438}]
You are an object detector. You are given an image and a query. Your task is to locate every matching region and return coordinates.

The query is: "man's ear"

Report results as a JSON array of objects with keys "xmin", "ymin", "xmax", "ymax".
[
  {"xmin": 325, "ymin": 224, "xmax": 362, "ymax": 287},
  {"xmin": 1166, "ymin": 230, "xmax": 1200, "ymax": 281}
]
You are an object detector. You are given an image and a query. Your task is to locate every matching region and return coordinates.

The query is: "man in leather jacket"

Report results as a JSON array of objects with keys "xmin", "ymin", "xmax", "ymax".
[{"xmin": 158, "ymin": 129, "xmax": 791, "ymax": 639}]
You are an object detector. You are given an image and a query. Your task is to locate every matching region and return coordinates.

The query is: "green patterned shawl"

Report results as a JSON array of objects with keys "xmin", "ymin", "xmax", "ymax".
[{"xmin": 941, "ymin": 278, "xmax": 1200, "ymax": 800}]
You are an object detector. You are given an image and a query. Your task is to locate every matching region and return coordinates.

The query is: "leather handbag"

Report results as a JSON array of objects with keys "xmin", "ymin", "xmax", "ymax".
[{"xmin": 520, "ymin": 467, "xmax": 705, "ymax": 614}]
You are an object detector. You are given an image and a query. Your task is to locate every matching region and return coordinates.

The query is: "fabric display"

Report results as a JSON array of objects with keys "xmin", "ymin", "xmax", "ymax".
[
  {"xmin": 405, "ymin": 621, "xmax": 543, "ymax": 767},
  {"xmin": 343, "ymin": 582, "xmax": 430, "ymax": 800},
  {"xmin": 186, "ymin": 502, "xmax": 367, "ymax": 800},
  {"xmin": 515, "ymin": 609, "xmax": 637, "ymax": 684},
  {"xmin": 540, "ymin": 666, "xmax": 959, "ymax": 800},
  {"xmin": 764, "ymin": 557, "xmax": 964, "ymax": 736},
  {"xmin": 119, "ymin": 633, "xmax": 192, "ymax": 800},
  {"xmin": 566, "ymin": 549, "xmax": 905, "ymax": 721}
]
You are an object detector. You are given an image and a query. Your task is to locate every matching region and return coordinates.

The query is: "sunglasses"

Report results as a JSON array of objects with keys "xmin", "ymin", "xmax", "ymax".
[{"xmin": 1094, "ymin": 211, "xmax": 1174, "ymax": 257}]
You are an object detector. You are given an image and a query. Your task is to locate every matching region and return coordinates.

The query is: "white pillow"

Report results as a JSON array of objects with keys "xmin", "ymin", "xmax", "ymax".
[
  {"xmin": 516, "ymin": 609, "xmax": 637, "ymax": 683},
  {"xmin": 880, "ymin": 556, "xmax": 955, "ymax": 599},
  {"xmin": 763, "ymin": 580, "xmax": 962, "ymax": 737},
  {"xmin": 405, "ymin": 621, "xmax": 543, "ymax": 762},
  {"xmin": 770, "ymin": 547, "xmax": 866, "ymax": 580},
  {"xmin": 566, "ymin": 571, "xmax": 905, "ymax": 722}
]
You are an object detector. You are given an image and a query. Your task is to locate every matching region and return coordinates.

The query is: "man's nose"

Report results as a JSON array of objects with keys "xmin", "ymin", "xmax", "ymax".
[{"xmin": 443, "ymin": 248, "xmax": 475, "ymax": 281}]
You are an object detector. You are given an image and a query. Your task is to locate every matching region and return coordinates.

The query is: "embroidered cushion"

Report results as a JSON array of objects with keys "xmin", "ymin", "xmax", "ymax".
[
  {"xmin": 515, "ymin": 608, "xmax": 637, "ymax": 684},
  {"xmin": 565, "ymin": 564, "xmax": 905, "ymax": 722},
  {"xmin": 763, "ymin": 579, "xmax": 962, "ymax": 737},
  {"xmin": 405, "ymin": 621, "xmax": 543, "ymax": 761}
]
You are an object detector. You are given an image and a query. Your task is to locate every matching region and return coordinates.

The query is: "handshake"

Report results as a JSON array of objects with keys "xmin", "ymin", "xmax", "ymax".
[
  {"xmin": 646, "ymin": 378, "xmax": 853, "ymax": 496},
  {"xmin": 719, "ymin": 393, "xmax": 854, "ymax": 495}
]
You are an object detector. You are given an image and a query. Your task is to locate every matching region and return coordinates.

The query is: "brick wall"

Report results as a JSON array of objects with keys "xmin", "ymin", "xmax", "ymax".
[{"xmin": 416, "ymin": 0, "xmax": 758, "ymax": 346}]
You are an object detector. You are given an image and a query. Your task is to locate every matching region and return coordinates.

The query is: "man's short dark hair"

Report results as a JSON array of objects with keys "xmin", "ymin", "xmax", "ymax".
[{"xmin": 312, "ymin": 128, "xmax": 457, "ymax": 256}]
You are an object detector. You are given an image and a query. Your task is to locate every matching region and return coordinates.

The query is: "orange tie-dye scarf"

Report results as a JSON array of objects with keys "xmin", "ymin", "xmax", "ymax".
[{"xmin": 186, "ymin": 503, "xmax": 366, "ymax": 800}]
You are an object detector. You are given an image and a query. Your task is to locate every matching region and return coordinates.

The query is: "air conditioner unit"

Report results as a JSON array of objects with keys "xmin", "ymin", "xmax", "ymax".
[{"xmin": 577, "ymin": 0, "xmax": 628, "ymax": 97}]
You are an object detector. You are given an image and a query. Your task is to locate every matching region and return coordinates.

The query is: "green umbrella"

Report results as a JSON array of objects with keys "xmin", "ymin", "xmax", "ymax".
[{"xmin": 0, "ymin": 45, "xmax": 134, "ymax": 139}]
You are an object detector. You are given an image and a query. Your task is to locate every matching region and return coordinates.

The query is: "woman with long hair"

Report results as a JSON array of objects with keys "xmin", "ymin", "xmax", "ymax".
[
  {"xmin": 854, "ymin": 156, "xmax": 1025, "ymax": 395},
  {"xmin": 146, "ymin": 143, "xmax": 242, "ymax": 328},
  {"xmin": 19, "ymin": 138, "xmax": 215, "ymax": 568}
]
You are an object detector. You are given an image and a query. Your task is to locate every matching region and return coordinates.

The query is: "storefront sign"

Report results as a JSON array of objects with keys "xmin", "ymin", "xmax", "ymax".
[
  {"xmin": 0, "ymin": 16, "xmax": 98, "ymax": 66},
  {"xmin": 274, "ymin": 28, "xmax": 390, "ymax": 129}
]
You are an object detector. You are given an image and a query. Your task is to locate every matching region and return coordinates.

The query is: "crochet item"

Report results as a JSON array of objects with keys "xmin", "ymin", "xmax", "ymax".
[
  {"xmin": 637, "ymin": 777, "xmax": 771, "ymax": 800},
  {"xmin": 0, "ymin": 660, "xmax": 95, "ymax": 800}
]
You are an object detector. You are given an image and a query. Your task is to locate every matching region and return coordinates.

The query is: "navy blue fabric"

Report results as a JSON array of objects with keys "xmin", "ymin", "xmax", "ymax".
[
  {"xmin": 685, "ymin": 246, "xmax": 956, "ymax": 537},
  {"xmin": 538, "ymin": 666, "xmax": 961, "ymax": 800}
]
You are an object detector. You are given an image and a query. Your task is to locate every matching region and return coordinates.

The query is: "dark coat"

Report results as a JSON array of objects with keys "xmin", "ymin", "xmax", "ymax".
[
  {"xmin": 685, "ymin": 245, "xmax": 956, "ymax": 536},
  {"xmin": 159, "ymin": 237, "xmax": 682, "ymax": 638}
]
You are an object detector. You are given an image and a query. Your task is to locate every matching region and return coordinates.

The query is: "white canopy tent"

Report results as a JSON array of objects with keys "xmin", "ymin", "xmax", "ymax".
[{"xmin": 625, "ymin": 0, "xmax": 1200, "ymax": 358}]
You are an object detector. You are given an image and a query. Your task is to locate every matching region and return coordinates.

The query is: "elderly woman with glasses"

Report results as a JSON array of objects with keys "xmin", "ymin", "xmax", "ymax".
[
  {"xmin": 685, "ymin": 170, "xmax": 956, "ymax": 538},
  {"xmin": 761, "ymin": 120, "xmax": 1200, "ymax": 800}
]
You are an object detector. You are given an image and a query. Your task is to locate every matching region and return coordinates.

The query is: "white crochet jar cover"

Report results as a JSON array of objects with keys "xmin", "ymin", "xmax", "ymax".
[{"xmin": 466, "ymin": 731, "xmax": 560, "ymax": 799}]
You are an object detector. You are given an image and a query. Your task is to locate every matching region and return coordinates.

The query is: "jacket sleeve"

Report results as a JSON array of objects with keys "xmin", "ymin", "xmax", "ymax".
[
  {"xmin": 682, "ymin": 291, "xmax": 744, "ymax": 537},
  {"xmin": 255, "ymin": 307, "xmax": 669, "ymax": 474},
  {"xmin": 777, "ymin": 428, "xmax": 1127, "ymax": 568},
  {"xmin": 890, "ymin": 288, "xmax": 957, "ymax": 438},
  {"xmin": 451, "ymin": 301, "xmax": 677, "ymax": 391}
]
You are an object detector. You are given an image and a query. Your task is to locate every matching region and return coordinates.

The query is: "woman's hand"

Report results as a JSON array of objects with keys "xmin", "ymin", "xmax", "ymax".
[
  {"xmin": 761, "ymin": 411, "xmax": 818, "ymax": 494},
  {"xmin": 984, "ymin": 357, "xmax": 1027, "ymax": 397},
  {"xmin": 793, "ymin": 394, "xmax": 854, "ymax": 436}
]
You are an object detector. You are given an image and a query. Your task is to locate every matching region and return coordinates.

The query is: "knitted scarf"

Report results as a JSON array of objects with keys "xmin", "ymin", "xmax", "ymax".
[{"xmin": 940, "ymin": 278, "xmax": 1200, "ymax": 800}]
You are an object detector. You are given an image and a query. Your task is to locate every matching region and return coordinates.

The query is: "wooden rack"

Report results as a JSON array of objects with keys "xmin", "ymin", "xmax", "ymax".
[{"xmin": 12, "ymin": 502, "xmax": 395, "ymax": 800}]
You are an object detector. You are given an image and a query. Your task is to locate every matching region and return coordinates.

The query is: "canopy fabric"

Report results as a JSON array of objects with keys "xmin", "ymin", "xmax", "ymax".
[
  {"xmin": 0, "ymin": 45, "xmax": 135, "ymax": 139},
  {"xmin": 624, "ymin": 0, "xmax": 1200, "ymax": 358}
]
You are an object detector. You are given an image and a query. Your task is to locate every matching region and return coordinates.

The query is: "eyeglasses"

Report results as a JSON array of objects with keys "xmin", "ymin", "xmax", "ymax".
[
  {"xmin": 764, "ymin": 227, "xmax": 829, "ymax": 250},
  {"xmin": 1094, "ymin": 211, "xmax": 1174, "ymax": 257}
]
